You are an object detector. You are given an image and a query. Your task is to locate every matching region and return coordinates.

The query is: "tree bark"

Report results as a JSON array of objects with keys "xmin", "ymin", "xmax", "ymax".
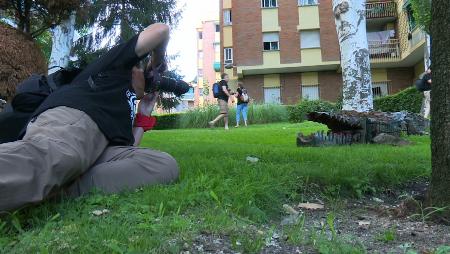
[
  {"xmin": 429, "ymin": 0, "xmax": 450, "ymax": 207},
  {"xmin": 48, "ymin": 12, "xmax": 76, "ymax": 74},
  {"xmin": 333, "ymin": 0, "xmax": 373, "ymax": 112}
]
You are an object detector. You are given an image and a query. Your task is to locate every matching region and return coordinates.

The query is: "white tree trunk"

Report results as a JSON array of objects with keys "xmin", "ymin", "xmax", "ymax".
[
  {"xmin": 424, "ymin": 34, "xmax": 431, "ymax": 69},
  {"xmin": 333, "ymin": 0, "xmax": 373, "ymax": 112},
  {"xmin": 48, "ymin": 12, "xmax": 76, "ymax": 75}
]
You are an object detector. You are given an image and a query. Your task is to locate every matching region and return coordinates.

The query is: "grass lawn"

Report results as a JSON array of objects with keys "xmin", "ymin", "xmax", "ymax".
[{"xmin": 0, "ymin": 122, "xmax": 432, "ymax": 253}]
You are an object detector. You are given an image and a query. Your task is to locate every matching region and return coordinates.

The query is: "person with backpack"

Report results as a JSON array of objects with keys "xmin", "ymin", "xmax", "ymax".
[
  {"xmin": 235, "ymin": 82, "xmax": 249, "ymax": 127},
  {"xmin": 422, "ymin": 67, "xmax": 432, "ymax": 119},
  {"xmin": 416, "ymin": 67, "xmax": 432, "ymax": 119},
  {"xmin": 0, "ymin": 23, "xmax": 183, "ymax": 212},
  {"xmin": 209, "ymin": 73, "xmax": 233, "ymax": 130}
]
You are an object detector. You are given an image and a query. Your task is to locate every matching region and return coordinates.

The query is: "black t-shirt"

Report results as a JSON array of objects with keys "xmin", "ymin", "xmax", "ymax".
[
  {"xmin": 217, "ymin": 80, "xmax": 229, "ymax": 101},
  {"xmin": 32, "ymin": 34, "xmax": 146, "ymax": 146},
  {"xmin": 422, "ymin": 73, "xmax": 432, "ymax": 91}
]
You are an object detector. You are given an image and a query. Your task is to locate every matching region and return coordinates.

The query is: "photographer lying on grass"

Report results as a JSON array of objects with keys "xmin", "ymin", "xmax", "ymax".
[{"xmin": 0, "ymin": 23, "xmax": 190, "ymax": 212}]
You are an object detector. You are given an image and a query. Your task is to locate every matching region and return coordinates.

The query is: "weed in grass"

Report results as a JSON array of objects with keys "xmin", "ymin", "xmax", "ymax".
[
  {"xmin": 285, "ymin": 215, "xmax": 307, "ymax": 245},
  {"xmin": 409, "ymin": 200, "xmax": 449, "ymax": 223},
  {"xmin": 376, "ymin": 227, "xmax": 397, "ymax": 243}
]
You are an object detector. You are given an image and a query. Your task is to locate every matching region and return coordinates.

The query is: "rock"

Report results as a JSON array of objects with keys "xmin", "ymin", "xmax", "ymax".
[
  {"xmin": 373, "ymin": 197, "xmax": 384, "ymax": 203},
  {"xmin": 298, "ymin": 203, "xmax": 325, "ymax": 210},
  {"xmin": 372, "ymin": 133, "xmax": 412, "ymax": 146},
  {"xmin": 358, "ymin": 221, "xmax": 371, "ymax": 230},
  {"xmin": 283, "ymin": 204, "xmax": 300, "ymax": 215},
  {"xmin": 246, "ymin": 156, "xmax": 259, "ymax": 163},
  {"xmin": 91, "ymin": 209, "xmax": 110, "ymax": 216},
  {"xmin": 0, "ymin": 99, "xmax": 6, "ymax": 111}
]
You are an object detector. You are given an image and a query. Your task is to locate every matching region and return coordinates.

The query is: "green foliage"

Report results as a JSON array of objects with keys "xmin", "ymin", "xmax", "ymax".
[
  {"xmin": 153, "ymin": 113, "xmax": 180, "ymax": 130},
  {"xmin": 178, "ymin": 103, "xmax": 289, "ymax": 129},
  {"xmin": 373, "ymin": 87, "xmax": 423, "ymax": 113},
  {"xmin": 410, "ymin": 0, "xmax": 431, "ymax": 34},
  {"xmin": 0, "ymin": 0, "xmax": 83, "ymax": 38},
  {"xmin": 75, "ymin": 0, "xmax": 181, "ymax": 53},
  {"xmin": 287, "ymin": 100, "xmax": 339, "ymax": 123},
  {"xmin": 376, "ymin": 228, "xmax": 397, "ymax": 243},
  {"xmin": 34, "ymin": 30, "xmax": 52, "ymax": 62}
]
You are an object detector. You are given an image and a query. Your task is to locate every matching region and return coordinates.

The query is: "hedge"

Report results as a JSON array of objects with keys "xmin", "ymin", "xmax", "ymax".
[
  {"xmin": 153, "ymin": 113, "xmax": 180, "ymax": 130},
  {"xmin": 287, "ymin": 100, "xmax": 339, "ymax": 123},
  {"xmin": 373, "ymin": 87, "xmax": 423, "ymax": 113}
]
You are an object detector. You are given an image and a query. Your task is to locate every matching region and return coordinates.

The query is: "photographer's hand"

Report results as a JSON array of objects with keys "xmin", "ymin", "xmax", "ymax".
[{"xmin": 133, "ymin": 92, "xmax": 159, "ymax": 146}]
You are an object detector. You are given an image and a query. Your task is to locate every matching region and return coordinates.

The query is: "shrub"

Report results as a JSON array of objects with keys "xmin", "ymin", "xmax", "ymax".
[
  {"xmin": 374, "ymin": 87, "xmax": 423, "ymax": 113},
  {"xmin": 154, "ymin": 113, "xmax": 181, "ymax": 130},
  {"xmin": 178, "ymin": 103, "xmax": 289, "ymax": 129},
  {"xmin": 287, "ymin": 100, "xmax": 338, "ymax": 123}
]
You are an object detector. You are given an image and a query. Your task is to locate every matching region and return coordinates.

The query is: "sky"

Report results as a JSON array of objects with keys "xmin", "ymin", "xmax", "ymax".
[{"xmin": 167, "ymin": 0, "xmax": 219, "ymax": 82}]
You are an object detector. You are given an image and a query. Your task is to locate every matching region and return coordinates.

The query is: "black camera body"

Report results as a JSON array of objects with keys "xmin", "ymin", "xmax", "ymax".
[{"xmin": 144, "ymin": 65, "xmax": 191, "ymax": 97}]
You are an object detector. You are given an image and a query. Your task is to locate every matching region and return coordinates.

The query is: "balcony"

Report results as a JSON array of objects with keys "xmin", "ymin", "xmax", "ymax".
[
  {"xmin": 366, "ymin": 1, "xmax": 397, "ymax": 20},
  {"xmin": 368, "ymin": 39, "xmax": 401, "ymax": 62}
]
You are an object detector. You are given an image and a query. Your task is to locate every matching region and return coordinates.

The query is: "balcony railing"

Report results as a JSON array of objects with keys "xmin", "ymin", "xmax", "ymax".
[
  {"xmin": 366, "ymin": 1, "xmax": 397, "ymax": 19},
  {"xmin": 368, "ymin": 39, "xmax": 400, "ymax": 62}
]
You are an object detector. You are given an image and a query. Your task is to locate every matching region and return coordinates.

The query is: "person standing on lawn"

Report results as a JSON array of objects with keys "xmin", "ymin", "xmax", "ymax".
[
  {"xmin": 235, "ymin": 82, "xmax": 249, "ymax": 128},
  {"xmin": 0, "ymin": 23, "xmax": 181, "ymax": 212},
  {"xmin": 209, "ymin": 73, "xmax": 232, "ymax": 130},
  {"xmin": 421, "ymin": 67, "xmax": 432, "ymax": 119}
]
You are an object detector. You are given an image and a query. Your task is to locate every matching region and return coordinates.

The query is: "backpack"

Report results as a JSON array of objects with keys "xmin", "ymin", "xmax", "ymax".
[
  {"xmin": 240, "ymin": 88, "xmax": 249, "ymax": 103},
  {"xmin": 0, "ymin": 67, "xmax": 82, "ymax": 144},
  {"xmin": 415, "ymin": 78, "xmax": 431, "ymax": 92},
  {"xmin": 212, "ymin": 82, "xmax": 221, "ymax": 98}
]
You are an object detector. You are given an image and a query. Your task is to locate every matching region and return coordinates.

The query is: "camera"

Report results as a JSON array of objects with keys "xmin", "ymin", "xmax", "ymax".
[{"xmin": 144, "ymin": 64, "xmax": 191, "ymax": 97}]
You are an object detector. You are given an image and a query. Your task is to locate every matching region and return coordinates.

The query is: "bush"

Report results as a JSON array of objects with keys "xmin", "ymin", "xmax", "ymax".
[
  {"xmin": 154, "ymin": 113, "xmax": 181, "ymax": 130},
  {"xmin": 287, "ymin": 100, "xmax": 338, "ymax": 123},
  {"xmin": 178, "ymin": 103, "xmax": 289, "ymax": 129},
  {"xmin": 374, "ymin": 87, "xmax": 423, "ymax": 113}
]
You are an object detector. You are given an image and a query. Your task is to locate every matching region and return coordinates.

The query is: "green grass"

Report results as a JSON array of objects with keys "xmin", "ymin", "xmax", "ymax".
[{"xmin": 0, "ymin": 122, "xmax": 431, "ymax": 253}]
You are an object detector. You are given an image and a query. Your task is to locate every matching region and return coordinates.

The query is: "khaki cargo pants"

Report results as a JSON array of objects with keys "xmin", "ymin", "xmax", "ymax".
[{"xmin": 0, "ymin": 107, "xmax": 179, "ymax": 212}]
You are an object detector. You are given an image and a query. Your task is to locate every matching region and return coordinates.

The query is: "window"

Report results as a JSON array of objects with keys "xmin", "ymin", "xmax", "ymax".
[
  {"xmin": 302, "ymin": 85, "xmax": 319, "ymax": 100},
  {"xmin": 263, "ymin": 33, "xmax": 279, "ymax": 51},
  {"xmin": 298, "ymin": 0, "xmax": 318, "ymax": 6},
  {"xmin": 198, "ymin": 69, "xmax": 203, "ymax": 77},
  {"xmin": 198, "ymin": 51, "xmax": 203, "ymax": 59},
  {"xmin": 198, "ymin": 32, "xmax": 203, "ymax": 39},
  {"xmin": 215, "ymin": 24, "xmax": 220, "ymax": 32},
  {"xmin": 264, "ymin": 87, "xmax": 281, "ymax": 104},
  {"xmin": 224, "ymin": 10, "xmax": 232, "ymax": 25},
  {"xmin": 372, "ymin": 82, "xmax": 388, "ymax": 97},
  {"xmin": 224, "ymin": 48, "xmax": 233, "ymax": 64},
  {"xmin": 199, "ymin": 88, "xmax": 204, "ymax": 96},
  {"xmin": 262, "ymin": 0, "xmax": 277, "ymax": 8},
  {"xmin": 300, "ymin": 30, "xmax": 321, "ymax": 49}
]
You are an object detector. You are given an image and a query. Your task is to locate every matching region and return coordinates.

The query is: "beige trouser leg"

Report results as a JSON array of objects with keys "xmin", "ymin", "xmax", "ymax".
[
  {"xmin": 423, "ymin": 91, "xmax": 431, "ymax": 119},
  {"xmin": 66, "ymin": 146, "xmax": 179, "ymax": 197},
  {"xmin": 0, "ymin": 107, "xmax": 108, "ymax": 212}
]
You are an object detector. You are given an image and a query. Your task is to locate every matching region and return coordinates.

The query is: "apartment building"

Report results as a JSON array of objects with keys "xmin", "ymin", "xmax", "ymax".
[
  {"xmin": 195, "ymin": 20, "xmax": 222, "ymax": 107},
  {"xmin": 220, "ymin": 0, "xmax": 427, "ymax": 104}
]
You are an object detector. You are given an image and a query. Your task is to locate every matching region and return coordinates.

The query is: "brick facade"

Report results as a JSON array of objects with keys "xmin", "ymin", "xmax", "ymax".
[
  {"xmin": 279, "ymin": 0, "xmax": 301, "ymax": 64},
  {"xmin": 232, "ymin": 0, "xmax": 263, "ymax": 66},
  {"xmin": 243, "ymin": 75, "xmax": 264, "ymax": 102},
  {"xmin": 387, "ymin": 67, "xmax": 415, "ymax": 93},
  {"xmin": 318, "ymin": 0, "xmax": 340, "ymax": 62},
  {"xmin": 281, "ymin": 73, "xmax": 301, "ymax": 104},
  {"xmin": 318, "ymin": 71, "xmax": 343, "ymax": 102}
]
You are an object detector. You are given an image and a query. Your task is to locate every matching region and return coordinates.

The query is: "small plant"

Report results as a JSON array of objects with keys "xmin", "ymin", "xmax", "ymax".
[
  {"xmin": 376, "ymin": 228, "xmax": 397, "ymax": 243},
  {"xmin": 410, "ymin": 202, "xmax": 449, "ymax": 223}
]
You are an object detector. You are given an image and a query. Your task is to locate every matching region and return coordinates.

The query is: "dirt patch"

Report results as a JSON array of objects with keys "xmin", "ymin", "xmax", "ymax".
[{"xmin": 183, "ymin": 181, "xmax": 450, "ymax": 253}]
